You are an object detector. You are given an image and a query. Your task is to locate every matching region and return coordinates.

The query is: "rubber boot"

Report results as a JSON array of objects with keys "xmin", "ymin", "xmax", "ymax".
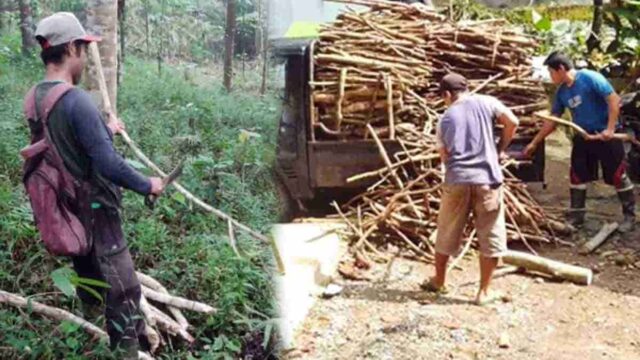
[
  {"xmin": 568, "ymin": 188, "xmax": 586, "ymax": 228},
  {"xmin": 617, "ymin": 188, "xmax": 636, "ymax": 233}
]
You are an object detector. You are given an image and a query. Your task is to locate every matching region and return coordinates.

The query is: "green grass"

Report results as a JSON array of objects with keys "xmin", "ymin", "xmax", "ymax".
[{"xmin": 0, "ymin": 30, "xmax": 281, "ymax": 359}]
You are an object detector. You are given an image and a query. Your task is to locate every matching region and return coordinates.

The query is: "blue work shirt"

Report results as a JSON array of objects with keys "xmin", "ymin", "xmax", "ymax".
[{"xmin": 551, "ymin": 69, "xmax": 615, "ymax": 134}]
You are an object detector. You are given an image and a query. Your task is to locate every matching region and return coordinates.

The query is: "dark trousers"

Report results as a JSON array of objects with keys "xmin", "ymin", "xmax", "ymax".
[
  {"xmin": 570, "ymin": 135, "xmax": 627, "ymax": 187},
  {"xmin": 71, "ymin": 207, "xmax": 147, "ymax": 353}
]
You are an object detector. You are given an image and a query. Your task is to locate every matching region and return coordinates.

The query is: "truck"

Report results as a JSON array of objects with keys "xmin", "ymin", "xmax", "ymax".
[{"xmin": 272, "ymin": 38, "xmax": 547, "ymax": 220}]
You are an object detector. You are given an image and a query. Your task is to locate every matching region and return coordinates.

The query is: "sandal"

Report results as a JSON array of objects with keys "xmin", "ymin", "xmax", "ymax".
[{"xmin": 419, "ymin": 278, "xmax": 449, "ymax": 294}]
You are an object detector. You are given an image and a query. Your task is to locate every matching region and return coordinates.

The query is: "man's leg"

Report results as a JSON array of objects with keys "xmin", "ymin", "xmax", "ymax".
[
  {"xmin": 570, "ymin": 137, "xmax": 600, "ymax": 226},
  {"xmin": 92, "ymin": 207, "xmax": 148, "ymax": 358},
  {"xmin": 478, "ymin": 255, "xmax": 499, "ymax": 299},
  {"xmin": 600, "ymin": 138, "xmax": 636, "ymax": 233},
  {"xmin": 569, "ymin": 136, "xmax": 597, "ymax": 228},
  {"xmin": 472, "ymin": 184, "xmax": 507, "ymax": 305},
  {"xmin": 71, "ymin": 253, "xmax": 106, "ymax": 321},
  {"xmin": 428, "ymin": 184, "xmax": 471, "ymax": 291},
  {"xmin": 433, "ymin": 252, "xmax": 450, "ymax": 289}
]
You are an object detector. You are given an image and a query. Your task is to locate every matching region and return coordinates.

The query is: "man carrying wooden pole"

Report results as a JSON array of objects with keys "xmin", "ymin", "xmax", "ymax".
[
  {"xmin": 421, "ymin": 73, "xmax": 519, "ymax": 305},
  {"xmin": 26, "ymin": 13, "xmax": 164, "ymax": 358},
  {"xmin": 524, "ymin": 51, "xmax": 636, "ymax": 233}
]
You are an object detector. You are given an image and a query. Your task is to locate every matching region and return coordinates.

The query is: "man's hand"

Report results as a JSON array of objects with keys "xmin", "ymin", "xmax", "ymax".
[
  {"xmin": 523, "ymin": 142, "xmax": 537, "ymax": 158},
  {"xmin": 149, "ymin": 177, "xmax": 165, "ymax": 195},
  {"xmin": 498, "ymin": 151, "xmax": 510, "ymax": 164},
  {"xmin": 600, "ymin": 127, "xmax": 615, "ymax": 141},
  {"xmin": 106, "ymin": 113, "xmax": 126, "ymax": 135}
]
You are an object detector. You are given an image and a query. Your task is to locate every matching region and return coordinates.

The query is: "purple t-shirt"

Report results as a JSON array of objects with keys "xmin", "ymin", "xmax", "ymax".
[{"xmin": 436, "ymin": 94, "xmax": 516, "ymax": 185}]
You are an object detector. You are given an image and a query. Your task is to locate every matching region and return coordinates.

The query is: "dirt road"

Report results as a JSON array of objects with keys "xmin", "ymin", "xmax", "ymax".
[{"xmin": 285, "ymin": 131, "xmax": 640, "ymax": 360}]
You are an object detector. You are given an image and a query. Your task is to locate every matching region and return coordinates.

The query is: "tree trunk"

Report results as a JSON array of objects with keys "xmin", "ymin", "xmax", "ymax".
[
  {"xmin": 223, "ymin": 0, "xmax": 236, "ymax": 92},
  {"xmin": 260, "ymin": 0, "xmax": 268, "ymax": 95},
  {"xmin": 18, "ymin": 0, "xmax": 37, "ymax": 55},
  {"xmin": 0, "ymin": 0, "xmax": 5, "ymax": 31},
  {"xmin": 85, "ymin": 0, "xmax": 118, "ymax": 114},
  {"xmin": 117, "ymin": 0, "xmax": 125, "ymax": 86},
  {"xmin": 586, "ymin": 0, "xmax": 604, "ymax": 53},
  {"xmin": 255, "ymin": 0, "xmax": 263, "ymax": 56},
  {"xmin": 145, "ymin": 6, "xmax": 150, "ymax": 57}
]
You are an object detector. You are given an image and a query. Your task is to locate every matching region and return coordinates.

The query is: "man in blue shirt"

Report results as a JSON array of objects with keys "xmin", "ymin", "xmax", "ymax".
[{"xmin": 524, "ymin": 51, "xmax": 635, "ymax": 232}]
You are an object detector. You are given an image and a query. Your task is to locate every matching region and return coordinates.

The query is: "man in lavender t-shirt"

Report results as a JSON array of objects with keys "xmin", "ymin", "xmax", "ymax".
[{"xmin": 422, "ymin": 73, "xmax": 519, "ymax": 305}]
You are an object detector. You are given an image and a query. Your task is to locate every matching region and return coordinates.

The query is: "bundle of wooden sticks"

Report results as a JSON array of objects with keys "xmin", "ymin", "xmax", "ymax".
[
  {"xmin": 0, "ymin": 272, "xmax": 216, "ymax": 358},
  {"xmin": 311, "ymin": 0, "xmax": 548, "ymax": 141}
]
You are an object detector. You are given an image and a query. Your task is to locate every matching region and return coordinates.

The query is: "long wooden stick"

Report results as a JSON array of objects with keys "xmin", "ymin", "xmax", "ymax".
[
  {"xmin": 137, "ymin": 272, "xmax": 189, "ymax": 330},
  {"xmin": 146, "ymin": 301, "xmax": 195, "ymax": 343},
  {"xmin": 139, "ymin": 295, "xmax": 157, "ymax": 327},
  {"xmin": 386, "ymin": 74, "xmax": 395, "ymax": 139},
  {"xmin": 141, "ymin": 286, "xmax": 216, "ymax": 314},
  {"xmin": 366, "ymin": 124, "xmax": 422, "ymax": 219},
  {"xmin": 0, "ymin": 290, "xmax": 153, "ymax": 360},
  {"xmin": 579, "ymin": 222, "xmax": 618, "ymax": 255},
  {"xmin": 534, "ymin": 111, "xmax": 639, "ymax": 144}
]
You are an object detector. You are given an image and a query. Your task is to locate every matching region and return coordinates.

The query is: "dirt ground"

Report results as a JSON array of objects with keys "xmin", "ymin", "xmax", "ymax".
[{"xmin": 285, "ymin": 131, "xmax": 640, "ymax": 360}]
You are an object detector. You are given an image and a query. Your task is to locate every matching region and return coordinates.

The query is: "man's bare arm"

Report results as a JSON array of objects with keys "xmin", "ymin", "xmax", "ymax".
[
  {"xmin": 497, "ymin": 113, "xmax": 519, "ymax": 154},
  {"xmin": 601, "ymin": 92, "xmax": 621, "ymax": 140}
]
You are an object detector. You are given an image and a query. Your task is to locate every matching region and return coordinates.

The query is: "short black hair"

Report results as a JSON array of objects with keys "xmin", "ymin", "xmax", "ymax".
[
  {"xmin": 543, "ymin": 51, "xmax": 574, "ymax": 71},
  {"xmin": 38, "ymin": 39, "xmax": 87, "ymax": 65}
]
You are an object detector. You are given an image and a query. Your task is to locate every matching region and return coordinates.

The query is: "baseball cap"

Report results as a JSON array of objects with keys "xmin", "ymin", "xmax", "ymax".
[
  {"xmin": 439, "ymin": 73, "xmax": 468, "ymax": 94},
  {"xmin": 35, "ymin": 12, "xmax": 101, "ymax": 49}
]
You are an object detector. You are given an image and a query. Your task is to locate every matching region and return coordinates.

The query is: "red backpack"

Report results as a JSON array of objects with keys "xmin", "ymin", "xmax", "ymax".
[{"xmin": 21, "ymin": 83, "xmax": 92, "ymax": 256}]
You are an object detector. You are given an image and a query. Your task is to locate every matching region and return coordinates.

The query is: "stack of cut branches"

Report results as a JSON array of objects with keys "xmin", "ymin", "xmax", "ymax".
[
  {"xmin": 311, "ymin": 0, "xmax": 547, "ymax": 141},
  {"xmin": 331, "ymin": 125, "xmax": 573, "ymax": 269},
  {"xmin": 0, "ymin": 272, "xmax": 216, "ymax": 359}
]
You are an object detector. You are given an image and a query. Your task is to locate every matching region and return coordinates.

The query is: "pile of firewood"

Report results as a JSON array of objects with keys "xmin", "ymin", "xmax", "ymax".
[
  {"xmin": 331, "ymin": 124, "xmax": 573, "ymax": 268},
  {"xmin": 313, "ymin": 1, "xmax": 573, "ymax": 265},
  {"xmin": 311, "ymin": 0, "xmax": 548, "ymax": 141},
  {"xmin": 0, "ymin": 272, "xmax": 216, "ymax": 359}
]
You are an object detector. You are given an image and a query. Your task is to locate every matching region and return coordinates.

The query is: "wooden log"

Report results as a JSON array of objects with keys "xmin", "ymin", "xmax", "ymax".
[
  {"xmin": 141, "ymin": 286, "xmax": 216, "ymax": 314},
  {"xmin": 313, "ymin": 89, "xmax": 402, "ymax": 105},
  {"xmin": 145, "ymin": 323, "xmax": 161, "ymax": 354},
  {"xmin": 0, "ymin": 290, "xmax": 153, "ymax": 360},
  {"xmin": 137, "ymin": 272, "xmax": 190, "ymax": 330},
  {"xmin": 139, "ymin": 296, "xmax": 157, "ymax": 326},
  {"xmin": 315, "ymin": 53, "xmax": 412, "ymax": 72},
  {"xmin": 337, "ymin": 67, "xmax": 347, "ymax": 128},
  {"xmin": 147, "ymin": 301, "xmax": 195, "ymax": 343},
  {"xmin": 502, "ymin": 250, "xmax": 593, "ymax": 285},
  {"xmin": 579, "ymin": 222, "xmax": 618, "ymax": 255},
  {"xmin": 385, "ymin": 74, "xmax": 395, "ymax": 139}
]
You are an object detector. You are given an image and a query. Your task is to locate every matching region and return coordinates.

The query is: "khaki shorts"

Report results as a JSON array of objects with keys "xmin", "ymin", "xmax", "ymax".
[{"xmin": 435, "ymin": 183, "xmax": 507, "ymax": 258}]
